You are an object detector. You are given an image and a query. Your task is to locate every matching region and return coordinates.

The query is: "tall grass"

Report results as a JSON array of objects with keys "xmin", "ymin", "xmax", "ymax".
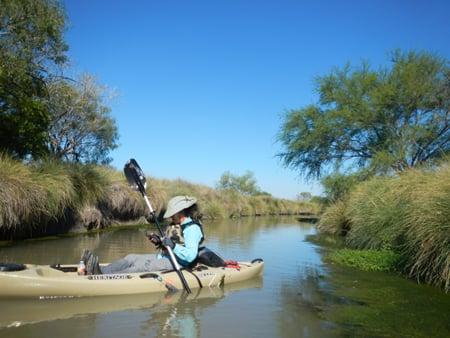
[
  {"xmin": 317, "ymin": 200, "xmax": 349, "ymax": 236},
  {"xmin": 0, "ymin": 155, "xmax": 111, "ymax": 237},
  {"xmin": 318, "ymin": 161, "xmax": 450, "ymax": 291},
  {"xmin": 0, "ymin": 154, "xmax": 315, "ymax": 240}
]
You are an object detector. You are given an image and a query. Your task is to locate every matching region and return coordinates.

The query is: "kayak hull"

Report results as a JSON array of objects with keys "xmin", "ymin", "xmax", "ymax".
[{"xmin": 0, "ymin": 260, "xmax": 264, "ymax": 298}]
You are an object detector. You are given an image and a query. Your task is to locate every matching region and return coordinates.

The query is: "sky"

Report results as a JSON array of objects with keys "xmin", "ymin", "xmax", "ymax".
[{"xmin": 63, "ymin": 0, "xmax": 450, "ymax": 199}]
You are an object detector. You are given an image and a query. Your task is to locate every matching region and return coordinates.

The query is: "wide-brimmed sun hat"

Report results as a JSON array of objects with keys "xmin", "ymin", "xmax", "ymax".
[{"xmin": 163, "ymin": 195, "xmax": 197, "ymax": 218}]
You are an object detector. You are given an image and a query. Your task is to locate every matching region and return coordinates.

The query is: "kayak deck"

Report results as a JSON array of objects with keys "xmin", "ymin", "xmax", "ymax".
[{"xmin": 0, "ymin": 259, "xmax": 264, "ymax": 298}]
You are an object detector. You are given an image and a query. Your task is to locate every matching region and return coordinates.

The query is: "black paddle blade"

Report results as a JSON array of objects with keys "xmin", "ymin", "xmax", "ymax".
[{"xmin": 124, "ymin": 159, "xmax": 147, "ymax": 193}]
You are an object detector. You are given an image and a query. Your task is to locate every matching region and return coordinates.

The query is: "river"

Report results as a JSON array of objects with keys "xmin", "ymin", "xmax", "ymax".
[{"xmin": 0, "ymin": 217, "xmax": 449, "ymax": 337}]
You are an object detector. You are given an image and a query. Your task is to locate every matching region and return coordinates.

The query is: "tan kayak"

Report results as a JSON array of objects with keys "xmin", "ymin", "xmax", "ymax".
[{"xmin": 0, "ymin": 259, "xmax": 264, "ymax": 298}]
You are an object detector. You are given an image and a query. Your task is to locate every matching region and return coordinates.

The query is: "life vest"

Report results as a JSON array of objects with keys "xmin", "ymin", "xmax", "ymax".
[
  {"xmin": 165, "ymin": 220, "xmax": 205, "ymax": 246},
  {"xmin": 165, "ymin": 221, "xmax": 225, "ymax": 267}
]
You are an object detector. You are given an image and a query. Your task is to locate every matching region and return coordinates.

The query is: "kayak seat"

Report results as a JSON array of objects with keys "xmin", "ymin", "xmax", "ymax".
[{"xmin": 191, "ymin": 247, "xmax": 226, "ymax": 268}]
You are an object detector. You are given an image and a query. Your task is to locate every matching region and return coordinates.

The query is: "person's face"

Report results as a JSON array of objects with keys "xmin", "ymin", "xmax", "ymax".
[{"xmin": 170, "ymin": 212, "xmax": 183, "ymax": 225}]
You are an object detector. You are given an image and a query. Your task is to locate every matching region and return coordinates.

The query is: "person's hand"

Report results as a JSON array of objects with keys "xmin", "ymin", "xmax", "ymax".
[
  {"xmin": 162, "ymin": 236, "xmax": 175, "ymax": 250},
  {"xmin": 145, "ymin": 213, "xmax": 156, "ymax": 224},
  {"xmin": 146, "ymin": 231, "xmax": 162, "ymax": 247}
]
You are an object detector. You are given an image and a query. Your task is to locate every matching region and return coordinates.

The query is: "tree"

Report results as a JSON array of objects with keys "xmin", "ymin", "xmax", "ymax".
[
  {"xmin": 0, "ymin": 0, "xmax": 68, "ymax": 158},
  {"xmin": 46, "ymin": 75, "xmax": 119, "ymax": 164},
  {"xmin": 277, "ymin": 50, "xmax": 450, "ymax": 179},
  {"xmin": 216, "ymin": 171, "xmax": 263, "ymax": 196},
  {"xmin": 296, "ymin": 192, "xmax": 312, "ymax": 202},
  {"xmin": 320, "ymin": 172, "xmax": 367, "ymax": 203}
]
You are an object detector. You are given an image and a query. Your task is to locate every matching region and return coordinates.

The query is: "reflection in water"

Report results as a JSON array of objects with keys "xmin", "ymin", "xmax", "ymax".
[
  {"xmin": 0, "ymin": 216, "xmax": 298, "ymax": 265},
  {"xmin": 276, "ymin": 264, "xmax": 342, "ymax": 338},
  {"xmin": 0, "ymin": 278, "xmax": 263, "ymax": 337},
  {"xmin": 0, "ymin": 277, "xmax": 262, "ymax": 327},
  {"xmin": 139, "ymin": 288, "xmax": 215, "ymax": 338}
]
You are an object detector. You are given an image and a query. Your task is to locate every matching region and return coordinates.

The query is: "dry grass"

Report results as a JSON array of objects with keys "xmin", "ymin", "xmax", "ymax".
[{"xmin": 0, "ymin": 154, "xmax": 315, "ymax": 239}]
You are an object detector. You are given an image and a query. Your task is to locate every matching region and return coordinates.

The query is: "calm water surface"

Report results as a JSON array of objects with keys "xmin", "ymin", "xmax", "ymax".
[{"xmin": 0, "ymin": 217, "xmax": 449, "ymax": 337}]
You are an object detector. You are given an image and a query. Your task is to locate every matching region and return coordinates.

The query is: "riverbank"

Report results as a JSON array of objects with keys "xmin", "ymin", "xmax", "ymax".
[
  {"xmin": 0, "ymin": 154, "xmax": 317, "ymax": 240},
  {"xmin": 317, "ymin": 161, "xmax": 450, "ymax": 292}
]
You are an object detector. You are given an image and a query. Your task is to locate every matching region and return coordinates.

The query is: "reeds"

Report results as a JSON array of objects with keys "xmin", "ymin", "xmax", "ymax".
[
  {"xmin": 317, "ymin": 199, "xmax": 350, "ymax": 236},
  {"xmin": 318, "ymin": 161, "xmax": 450, "ymax": 291},
  {"xmin": 0, "ymin": 155, "xmax": 110, "ymax": 237},
  {"xmin": 0, "ymin": 154, "xmax": 315, "ymax": 239}
]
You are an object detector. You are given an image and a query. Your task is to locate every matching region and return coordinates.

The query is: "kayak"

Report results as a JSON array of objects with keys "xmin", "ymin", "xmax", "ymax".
[{"xmin": 0, "ymin": 259, "xmax": 264, "ymax": 298}]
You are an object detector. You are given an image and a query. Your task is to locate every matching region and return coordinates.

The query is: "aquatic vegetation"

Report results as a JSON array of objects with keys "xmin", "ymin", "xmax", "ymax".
[
  {"xmin": 317, "ymin": 161, "xmax": 450, "ymax": 291},
  {"xmin": 322, "ymin": 264, "xmax": 450, "ymax": 338},
  {"xmin": 328, "ymin": 249, "xmax": 400, "ymax": 272}
]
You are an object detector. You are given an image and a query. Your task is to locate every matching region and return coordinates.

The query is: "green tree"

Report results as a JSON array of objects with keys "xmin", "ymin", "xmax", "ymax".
[
  {"xmin": 277, "ymin": 50, "xmax": 450, "ymax": 179},
  {"xmin": 296, "ymin": 192, "xmax": 312, "ymax": 202},
  {"xmin": 216, "ymin": 171, "xmax": 263, "ymax": 196},
  {"xmin": 320, "ymin": 172, "xmax": 367, "ymax": 203},
  {"xmin": 46, "ymin": 75, "xmax": 119, "ymax": 164},
  {"xmin": 0, "ymin": 0, "xmax": 67, "ymax": 158}
]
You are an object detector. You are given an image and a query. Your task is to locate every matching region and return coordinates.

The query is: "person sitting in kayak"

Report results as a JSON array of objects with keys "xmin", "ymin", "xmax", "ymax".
[{"xmin": 83, "ymin": 195, "xmax": 206, "ymax": 275}]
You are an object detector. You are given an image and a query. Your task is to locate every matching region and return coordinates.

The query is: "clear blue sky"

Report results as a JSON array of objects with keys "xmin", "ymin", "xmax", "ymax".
[{"xmin": 64, "ymin": 0, "xmax": 450, "ymax": 199}]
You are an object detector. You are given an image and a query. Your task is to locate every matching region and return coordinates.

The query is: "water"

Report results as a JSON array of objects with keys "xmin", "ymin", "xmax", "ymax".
[{"xmin": 0, "ymin": 217, "xmax": 449, "ymax": 337}]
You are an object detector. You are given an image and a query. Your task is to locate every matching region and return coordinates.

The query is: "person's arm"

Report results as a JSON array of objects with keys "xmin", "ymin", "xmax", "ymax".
[{"xmin": 173, "ymin": 225, "xmax": 202, "ymax": 263}]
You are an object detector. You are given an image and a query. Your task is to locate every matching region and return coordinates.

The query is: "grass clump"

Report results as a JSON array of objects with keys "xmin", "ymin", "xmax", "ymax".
[
  {"xmin": 328, "ymin": 248, "xmax": 400, "ymax": 272},
  {"xmin": 317, "ymin": 200, "xmax": 350, "ymax": 236},
  {"xmin": 0, "ymin": 155, "xmax": 133, "ymax": 237},
  {"xmin": 318, "ymin": 161, "xmax": 450, "ymax": 291}
]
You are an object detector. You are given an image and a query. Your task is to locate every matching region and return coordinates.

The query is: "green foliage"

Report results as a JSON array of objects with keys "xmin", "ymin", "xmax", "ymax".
[
  {"xmin": 46, "ymin": 75, "xmax": 119, "ymax": 164},
  {"xmin": 345, "ymin": 177, "xmax": 408, "ymax": 250},
  {"xmin": 296, "ymin": 191, "xmax": 312, "ymax": 201},
  {"xmin": 278, "ymin": 50, "xmax": 450, "ymax": 179},
  {"xmin": 0, "ymin": 0, "xmax": 68, "ymax": 158},
  {"xmin": 317, "ymin": 200, "xmax": 350, "ymax": 235},
  {"xmin": 320, "ymin": 171, "xmax": 368, "ymax": 203},
  {"xmin": 64, "ymin": 163, "xmax": 109, "ymax": 207},
  {"xmin": 202, "ymin": 200, "xmax": 226, "ymax": 219},
  {"xmin": 319, "ymin": 161, "xmax": 450, "ymax": 291},
  {"xmin": 328, "ymin": 248, "xmax": 400, "ymax": 272},
  {"xmin": 216, "ymin": 170, "xmax": 263, "ymax": 196}
]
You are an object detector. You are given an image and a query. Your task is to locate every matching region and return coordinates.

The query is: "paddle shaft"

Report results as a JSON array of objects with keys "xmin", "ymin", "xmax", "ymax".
[
  {"xmin": 142, "ymin": 195, "xmax": 192, "ymax": 294},
  {"xmin": 125, "ymin": 159, "xmax": 191, "ymax": 293}
]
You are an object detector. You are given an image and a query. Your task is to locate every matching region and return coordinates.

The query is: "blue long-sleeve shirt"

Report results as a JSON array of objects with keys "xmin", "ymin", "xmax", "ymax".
[{"xmin": 161, "ymin": 217, "xmax": 203, "ymax": 266}]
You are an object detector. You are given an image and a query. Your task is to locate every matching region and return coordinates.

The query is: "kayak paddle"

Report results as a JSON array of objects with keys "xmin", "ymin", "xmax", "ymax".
[{"xmin": 124, "ymin": 158, "xmax": 192, "ymax": 294}]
